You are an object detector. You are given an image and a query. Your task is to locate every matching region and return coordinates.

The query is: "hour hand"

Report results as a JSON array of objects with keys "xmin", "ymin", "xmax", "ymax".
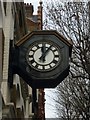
[
  {"xmin": 40, "ymin": 44, "xmax": 46, "ymax": 62},
  {"xmin": 41, "ymin": 44, "xmax": 46, "ymax": 53},
  {"xmin": 39, "ymin": 45, "xmax": 52, "ymax": 61}
]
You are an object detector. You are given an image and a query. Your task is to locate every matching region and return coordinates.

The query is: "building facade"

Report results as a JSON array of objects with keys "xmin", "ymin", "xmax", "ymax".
[{"xmin": 0, "ymin": 1, "xmax": 45, "ymax": 119}]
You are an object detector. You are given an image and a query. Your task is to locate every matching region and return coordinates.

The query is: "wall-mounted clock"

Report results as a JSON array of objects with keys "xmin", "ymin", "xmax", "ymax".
[{"xmin": 14, "ymin": 30, "xmax": 72, "ymax": 88}]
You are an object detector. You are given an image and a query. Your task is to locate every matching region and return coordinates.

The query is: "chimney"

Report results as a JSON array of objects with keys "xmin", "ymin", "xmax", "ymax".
[
  {"xmin": 25, "ymin": 3, "xmax": 34, "ymax": 17},
  {"xmin": 37, "ymin": 0, "xmax": 43, "ymax": 30}
]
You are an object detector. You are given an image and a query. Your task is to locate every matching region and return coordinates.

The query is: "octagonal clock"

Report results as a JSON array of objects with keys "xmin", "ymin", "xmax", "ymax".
[
  {"xmin": 13, "ymin": 30, "xmax": 72, "ymax": 88},
  {"xmin": 26, "ymin": 40, "xmax": 62, "ymax": 72}
]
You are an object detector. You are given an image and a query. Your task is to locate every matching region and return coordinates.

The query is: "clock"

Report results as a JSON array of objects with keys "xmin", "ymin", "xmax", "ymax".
[
  {"xmin": 15, "ymin": 30, "xmax": 72, "ymax": 88},
  {"xmin": 26, "ymin": 40, "xmax": 62, "ymax": 72}
]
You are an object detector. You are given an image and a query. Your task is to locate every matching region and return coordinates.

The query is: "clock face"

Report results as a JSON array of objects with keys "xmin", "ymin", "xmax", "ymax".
[{"xmin": 26, "ymin": 41, "xmax": 61, "ymax": 71}]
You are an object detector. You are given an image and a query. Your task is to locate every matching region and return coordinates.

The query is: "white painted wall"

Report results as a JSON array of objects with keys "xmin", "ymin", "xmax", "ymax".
[
  {"xmin": 0, "ymin": 2, "xmax": 3, "ymax": 28},
  {"xmin": 1, "ymin": 2, "xmax": 14, "ymax": 104}
]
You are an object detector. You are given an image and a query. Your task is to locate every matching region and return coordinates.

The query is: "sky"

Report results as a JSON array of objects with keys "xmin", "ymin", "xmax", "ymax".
[{"xmin": 45, "ymin": 89, "xmax": 58, "ymax": 118}]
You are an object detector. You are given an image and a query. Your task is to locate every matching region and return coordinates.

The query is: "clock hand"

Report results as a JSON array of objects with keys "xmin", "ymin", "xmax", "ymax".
[
  {"xmin": 41, "ymin": 44, "xmax": 46, "ymax": 53},
  {"xmin": 39, "ymin": 45, "xmax": 53, "ymax": 61},
  {"xmin": 41, "ymin": 44, "xmax": 46, "ymax": 62}
]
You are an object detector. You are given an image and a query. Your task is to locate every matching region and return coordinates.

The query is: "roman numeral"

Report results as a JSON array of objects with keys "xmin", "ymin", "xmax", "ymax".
[
  {"xmin": 53, "ymin": 60, "xmax": 58, "ymax": 64},
  {"xmin": 50, "ymin": 63, "xmax": 55, "ymax": 67},
  {"xmin": 29, "ymin": 55, "xmax": 33, "ymax": 58},
  {"xmin": 30, "ymin": 59, "xmax": 35, "ymax": 64},
  {"xmin": 44, "ymin": 65, "xmax": 50, "ymax": 70}
]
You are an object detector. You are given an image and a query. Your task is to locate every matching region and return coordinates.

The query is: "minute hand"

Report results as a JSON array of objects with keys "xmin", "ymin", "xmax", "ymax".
[{"xmin": 39, "ymin": 45, "xmax": 52, "ymax": 61}]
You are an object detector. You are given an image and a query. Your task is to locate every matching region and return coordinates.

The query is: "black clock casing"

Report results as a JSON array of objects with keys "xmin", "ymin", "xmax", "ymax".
[{"xmin": 14, "ymin": 30, "xmax": 72, "ymax": 88}]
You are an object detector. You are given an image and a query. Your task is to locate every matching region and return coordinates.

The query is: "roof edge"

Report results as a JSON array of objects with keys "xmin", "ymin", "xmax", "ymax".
[{"xmin": 15, "ymin": 30, "xmax": 73, "ymax": 47}]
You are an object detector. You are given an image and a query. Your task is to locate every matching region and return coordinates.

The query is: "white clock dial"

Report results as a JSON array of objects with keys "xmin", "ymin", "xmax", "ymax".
[
  {"xmin": 33, "ymin": 48, "xmax": 54, "ymax": 65},
  {"xmin": 26, "ymin": 41, "xmax": 61, "ymax": 71}
]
